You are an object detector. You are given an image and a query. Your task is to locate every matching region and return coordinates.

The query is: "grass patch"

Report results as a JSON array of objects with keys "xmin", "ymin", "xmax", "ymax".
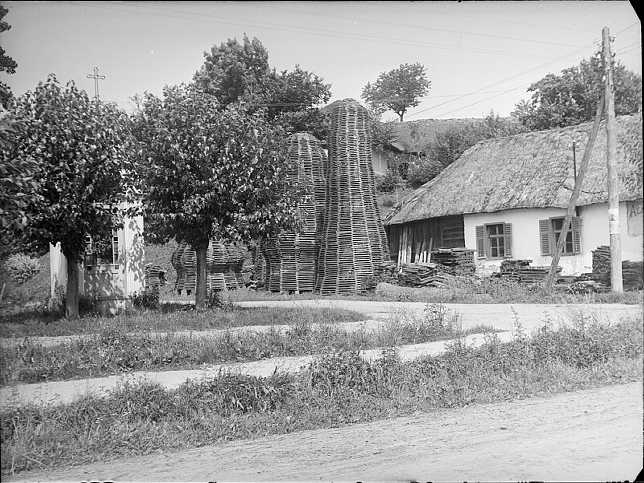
[
  {"xmin": 0, "ymin": 305, "xmax": 366, "ymax": 339},
  {"xmin": 0, "ymin": 304, "xmax": 482, "ymax": 385},
  {"xmin": 2, "ymin": 312, "xmax": 641, "ymax": 476},
  {"xmin": 373, "ymin": 277, "xmax": 644, "ymax": 305}
]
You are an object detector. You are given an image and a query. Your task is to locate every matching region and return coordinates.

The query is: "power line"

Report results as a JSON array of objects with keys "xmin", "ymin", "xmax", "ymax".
[
  {"xmin": 65, "ymin": 1, "xmax": 579, "ymax": 61},
  {"xmin": 406, "ymin": 42, "xmax": 595, "ymax": 119},
  {"xmin": 239, "ymin": 1, "xmax": 587, "ymax": 49}
]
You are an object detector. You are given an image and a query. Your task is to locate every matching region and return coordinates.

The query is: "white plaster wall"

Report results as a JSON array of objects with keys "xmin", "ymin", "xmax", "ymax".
[
  {"xmin": 579, "ymin": 201, "xmax": 643, "ymax": 263},
  {"xmin": 49, "ymin": 242, "xmax": 84, "ymax": 300},
  {"xmin": 463, "ymin": 202, "xmax": 643, "ymax": 276},
  {"xmin": 371, "ymin": 149, "xmax": 388, "ymax": 176}
]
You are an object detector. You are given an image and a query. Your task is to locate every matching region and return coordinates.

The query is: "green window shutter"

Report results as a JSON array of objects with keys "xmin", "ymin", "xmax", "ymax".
[
  {"xmin": 571, "ymin": 217, "xmax": 581, "ymax": 254},
  {"xmin": 539, "ymin": 219, "xmax": 551, "ymax": 256},
  {"xmin": 476, "ymin": 225, "xmax": 485, "ymax": 258},
  {"xmin": 503, "ymin": 223, "xmax": 513, "ymax": 258}
]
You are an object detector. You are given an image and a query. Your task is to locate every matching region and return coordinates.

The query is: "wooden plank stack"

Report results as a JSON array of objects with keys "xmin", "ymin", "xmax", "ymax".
[
  {"xmin": 316, "ymin": 99, "xmax": 390, "ymax": 294},
  {"xmin": 144, "ymin": 264, "xmax": 167, "ymax": 290},
  {"xmin": 430, "ymin": 248, "xmax": 475, "ymax": 276},
  {"xmin": 262, "ymin": 133, "xmax": 327, "ymax": 292},
  {"xmin": 399, "ymin": 263, "xmax": 445, "ymax": 287},
  {"xmin": 171, "ymin": 240, "xmax": 245, "ymax": 295},
  {"xmin": 591, "ymin": 246, "xmax": 611, "ymax": 287},
  {"xmin": 496, "ymin": 259, "xmax": 560, "ymax": 284},
  {"xmin": 592, "ymin": 246, "xmax": 643, "ymax": 290}
]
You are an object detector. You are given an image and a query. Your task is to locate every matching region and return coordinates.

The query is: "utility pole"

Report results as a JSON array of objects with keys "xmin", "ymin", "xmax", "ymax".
[
  {"xmin": 87, "ymin": 67, "xmax": 105, "ymax": 102},
  {"xmin": 603, "ymin": 27, "xmax": 623, "ymax": 292}
]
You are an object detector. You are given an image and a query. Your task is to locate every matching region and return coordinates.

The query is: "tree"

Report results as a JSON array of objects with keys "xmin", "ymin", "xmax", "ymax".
[
  {"xmin": 4, "ymin": 75, "xmax": 133, "ymax": 317},
  {"xmin": 407, "ymin": 111, "xmax": 526, "ymax": 188},
  {"xmin": 193, "ymin": 36, "xmax": 331, "ymax": 139},
  {"xmin": 513, "ymin": 50, "xmax": 642, "ymax": 131},
  {"xmin": 0, "ymin": 115, "xmax": 39, "ymax": 232},
  {"xmin": 361, "ymin": 63, "xmax": 431, "ymax": 121},
  {"xmin": 0, "ymin": 5, "xmax": 18, "ymax": 109},
  {"xmin": 193, "ymin": 34, "xmax": 271, "ymax": 106},
  {"xmin": 256, "ymin": 65, "xmax": 331, "ymax": 139},
  {"xmin": 133, "ymin": 84, "xmax": 305, "ymax": 309}
]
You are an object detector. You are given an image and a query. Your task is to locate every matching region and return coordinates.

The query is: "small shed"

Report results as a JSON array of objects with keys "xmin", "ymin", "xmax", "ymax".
[{"xmin": 50, "ymin": 212, "xmax": 145, "ymax": 314}]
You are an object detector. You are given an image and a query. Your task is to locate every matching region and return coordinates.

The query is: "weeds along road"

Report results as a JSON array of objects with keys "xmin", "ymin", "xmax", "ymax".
[
  {"xmin": 237, "ymin": 300, "xmax": 641, "ymax": 332},
  {"xmin": 6, "ymin": 382, "xmax": 642, "ymax": 482},
  {"xmin": 0, "ymin": 302, "xmax": 640, "ymax": 406}
]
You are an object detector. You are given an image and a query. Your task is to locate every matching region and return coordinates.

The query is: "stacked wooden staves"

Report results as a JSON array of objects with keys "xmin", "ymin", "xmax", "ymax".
[
  {"xmin": 316, "ymin": 99, "xmax": 390, "ymax": 294},
  {"xmin": 496, "ymin": 259, "xmax": 560, "ymax": 284},
  {"xmin": 592, "ymin": 246, "xmax": 643, "ymax": 290},
  {"xmin": 622, "ymin": 261, "xmax": 643, "ymax": 290},
  {"xmin": 171, "ymin": 241, "xmax": 245, "ymax": 295},
  {"xmin": 430, "ymin": 248, "xmax": 476, "ymax": 276},
  {"xmin": 144, "ymin": 264, "xmax": 167, "ymax": 290},
  {"xmin": 398, "ymin": 263, "xmax": 452, "ymax": 287},
  {"xmin": 591, "ymin": 246, "xmax": 611, "ymax": 287},
  {"xmin": 262, "ymin": 133, "xmax": 327, "ymax": 292}
]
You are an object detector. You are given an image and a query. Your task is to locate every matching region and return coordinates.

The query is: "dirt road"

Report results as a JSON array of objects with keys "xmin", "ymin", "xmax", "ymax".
[{"xmin": 7, "ymin": 382, "xmax": 642, "ymax": 482}]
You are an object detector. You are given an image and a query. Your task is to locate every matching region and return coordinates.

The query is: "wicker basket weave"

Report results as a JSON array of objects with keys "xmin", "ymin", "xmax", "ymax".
[
  {"xmin": 316, "ymin": 99, "xmax": 389, "ymax": 294},
  {"xmin": 262, "ymin": 132, "xmax": 327, "ymax": 292},
  {"xmin": 171, "ymin": 240, "xmax": 245, "ymax": 294}
]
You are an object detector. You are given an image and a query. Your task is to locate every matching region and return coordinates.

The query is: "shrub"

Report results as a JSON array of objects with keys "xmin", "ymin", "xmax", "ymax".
[
  {"xmin": 4, "ymin": 254, "xmax": 41, "ymax": 284},
  {"xmin": 376, "ymin": 170, "xmax": 402, "ymax": 193},
  {"xmin": 406, "ymin": 158, "xmax": 442, "ymax": 189},
  {"xmin": 132, "ymin": 286, "xmax": 160, "ymax": 310}
]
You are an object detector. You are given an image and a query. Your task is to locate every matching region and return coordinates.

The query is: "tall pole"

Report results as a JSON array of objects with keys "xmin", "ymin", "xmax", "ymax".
[
  {"xmin": 87, "ymin": 67, "xmax": 105, "ymax": 102},
  {"xmin": 603, "ymin": 27, "xmax": 623, "ymax": 292}
]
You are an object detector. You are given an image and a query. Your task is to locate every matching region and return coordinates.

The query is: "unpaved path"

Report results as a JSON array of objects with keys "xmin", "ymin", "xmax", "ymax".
[{"xmin": 7, "ymin": 382, "xmax": 642, "ymax": 482}]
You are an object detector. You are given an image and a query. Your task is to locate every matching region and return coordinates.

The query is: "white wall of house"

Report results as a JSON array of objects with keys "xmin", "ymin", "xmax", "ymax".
[
  {"xmin": 50, "ymin": 214, "xmax": 144, "ymax": 315},
  {"xmin": 371, "ymin": 149, "xmax": 388, "ymax": 176},
  {"xmin": 464, "ymin": 201, "xmax": 643, "ymax": 276}
]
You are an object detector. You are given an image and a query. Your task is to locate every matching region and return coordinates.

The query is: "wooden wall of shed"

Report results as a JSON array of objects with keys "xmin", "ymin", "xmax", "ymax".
[{"xmin": 386, "ymin": 215, "xmax": 465, "ymax": 264}]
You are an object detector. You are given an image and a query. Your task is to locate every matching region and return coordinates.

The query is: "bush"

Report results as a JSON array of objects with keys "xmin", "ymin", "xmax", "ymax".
[
  {"xmin": 132, "ymin": 286, "xmax": 160, "ymax": 310},
  {"xmin": 376, "ymin": 170, "xmax": 403, "ymax": 193},
  {"xmin": 4, "ymin": 254, "xmax": 41, "ymax": 284},
  {"xmin": 406, "ymin": 159, "xmax": 442, "ymax": 189}
]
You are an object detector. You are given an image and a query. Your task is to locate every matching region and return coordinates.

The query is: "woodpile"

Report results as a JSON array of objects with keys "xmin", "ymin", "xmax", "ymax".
[
  {"xmin": 496, "ymin": 259, "xmax": 561, "ymax": 284},
  {"xmin": 171, "ymin": 241, "xmax": 245, "ymax": 295},
  {"xmin": 591, "ymin": 246, "xmax": 611, "ymax": 287},
  {"xmin": 430, "ymin": 248, "xmax": 475, "ymax": 276},
  {"xmin": 316, "ymin": 99, "xmax": 389, "ymax": 294},
  {"xmin": 144, "ymin": 264, "xmax": 167, "ymax": 290},
  {"xmin": 262, "ymin": 133, "xmax": 326, "ymax": 293},
  {"xmin": 592, "ymin": 246, "xmax": 643, "ymax": 290}
]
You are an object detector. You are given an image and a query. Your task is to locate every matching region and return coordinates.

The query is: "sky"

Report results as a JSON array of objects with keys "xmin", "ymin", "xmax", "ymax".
[{"xmin": 1, "ymin": 1, "xmax": 641, "ymax": 121}]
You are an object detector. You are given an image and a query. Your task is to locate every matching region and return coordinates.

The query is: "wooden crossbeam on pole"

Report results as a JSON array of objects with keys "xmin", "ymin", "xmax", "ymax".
[{"xmin": 545, "ymin": 92, "xmax": 606, "ymax": 291}]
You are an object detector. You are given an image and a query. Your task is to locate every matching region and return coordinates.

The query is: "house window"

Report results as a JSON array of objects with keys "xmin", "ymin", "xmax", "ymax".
[
  {"xmin": 85, "ymin": 230, "xmax": 120, "ymax": 267},
  {"xmin": 539, "ymin": 217, "xmax": 581, "ymax": 256},
  {"xmin": 476, "ymin": 223, "xmax": 512, "ymax": 259}
]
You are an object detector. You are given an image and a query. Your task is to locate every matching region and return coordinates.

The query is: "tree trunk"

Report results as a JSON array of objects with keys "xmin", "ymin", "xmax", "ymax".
[
  {"xmin": 195, "ymin": 243, "xmax": 208, "ymax": 309},
  {"xmin": 64, "ymin": 249, "xmax": 80, "ymax": 319}
]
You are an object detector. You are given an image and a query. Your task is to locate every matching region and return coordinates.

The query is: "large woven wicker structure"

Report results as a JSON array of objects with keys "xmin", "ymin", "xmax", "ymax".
[
  {"xmin": 171, "ymin": 241, "xmax": 245, "ymax": 294},
  {"xmin": 262, "ymin": 132, "xmax": 327, "ymax": 292},
  {"xmin": 316, "ymin": 99, "xmax": 389, "ymax": 294}
]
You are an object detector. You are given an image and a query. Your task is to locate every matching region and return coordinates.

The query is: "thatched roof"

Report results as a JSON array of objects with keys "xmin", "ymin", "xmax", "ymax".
[{"xmin": 385, "ymin": 114, "xmax": 643, "ymax": 226}]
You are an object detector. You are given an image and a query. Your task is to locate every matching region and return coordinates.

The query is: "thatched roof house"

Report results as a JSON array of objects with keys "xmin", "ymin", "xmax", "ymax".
[
  {"xmin": 385, "ymin": 115, "xmax": 642, "ymax": 225},
  {"xmin": 383, "ymin": 114, "xmax": 643, "ymax": 276}
]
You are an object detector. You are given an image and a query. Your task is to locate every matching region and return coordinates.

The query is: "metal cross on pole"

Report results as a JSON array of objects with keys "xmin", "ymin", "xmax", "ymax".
[{"xmin": 87, "ymin": 67, "xmax": 105, "ymax": 101}]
